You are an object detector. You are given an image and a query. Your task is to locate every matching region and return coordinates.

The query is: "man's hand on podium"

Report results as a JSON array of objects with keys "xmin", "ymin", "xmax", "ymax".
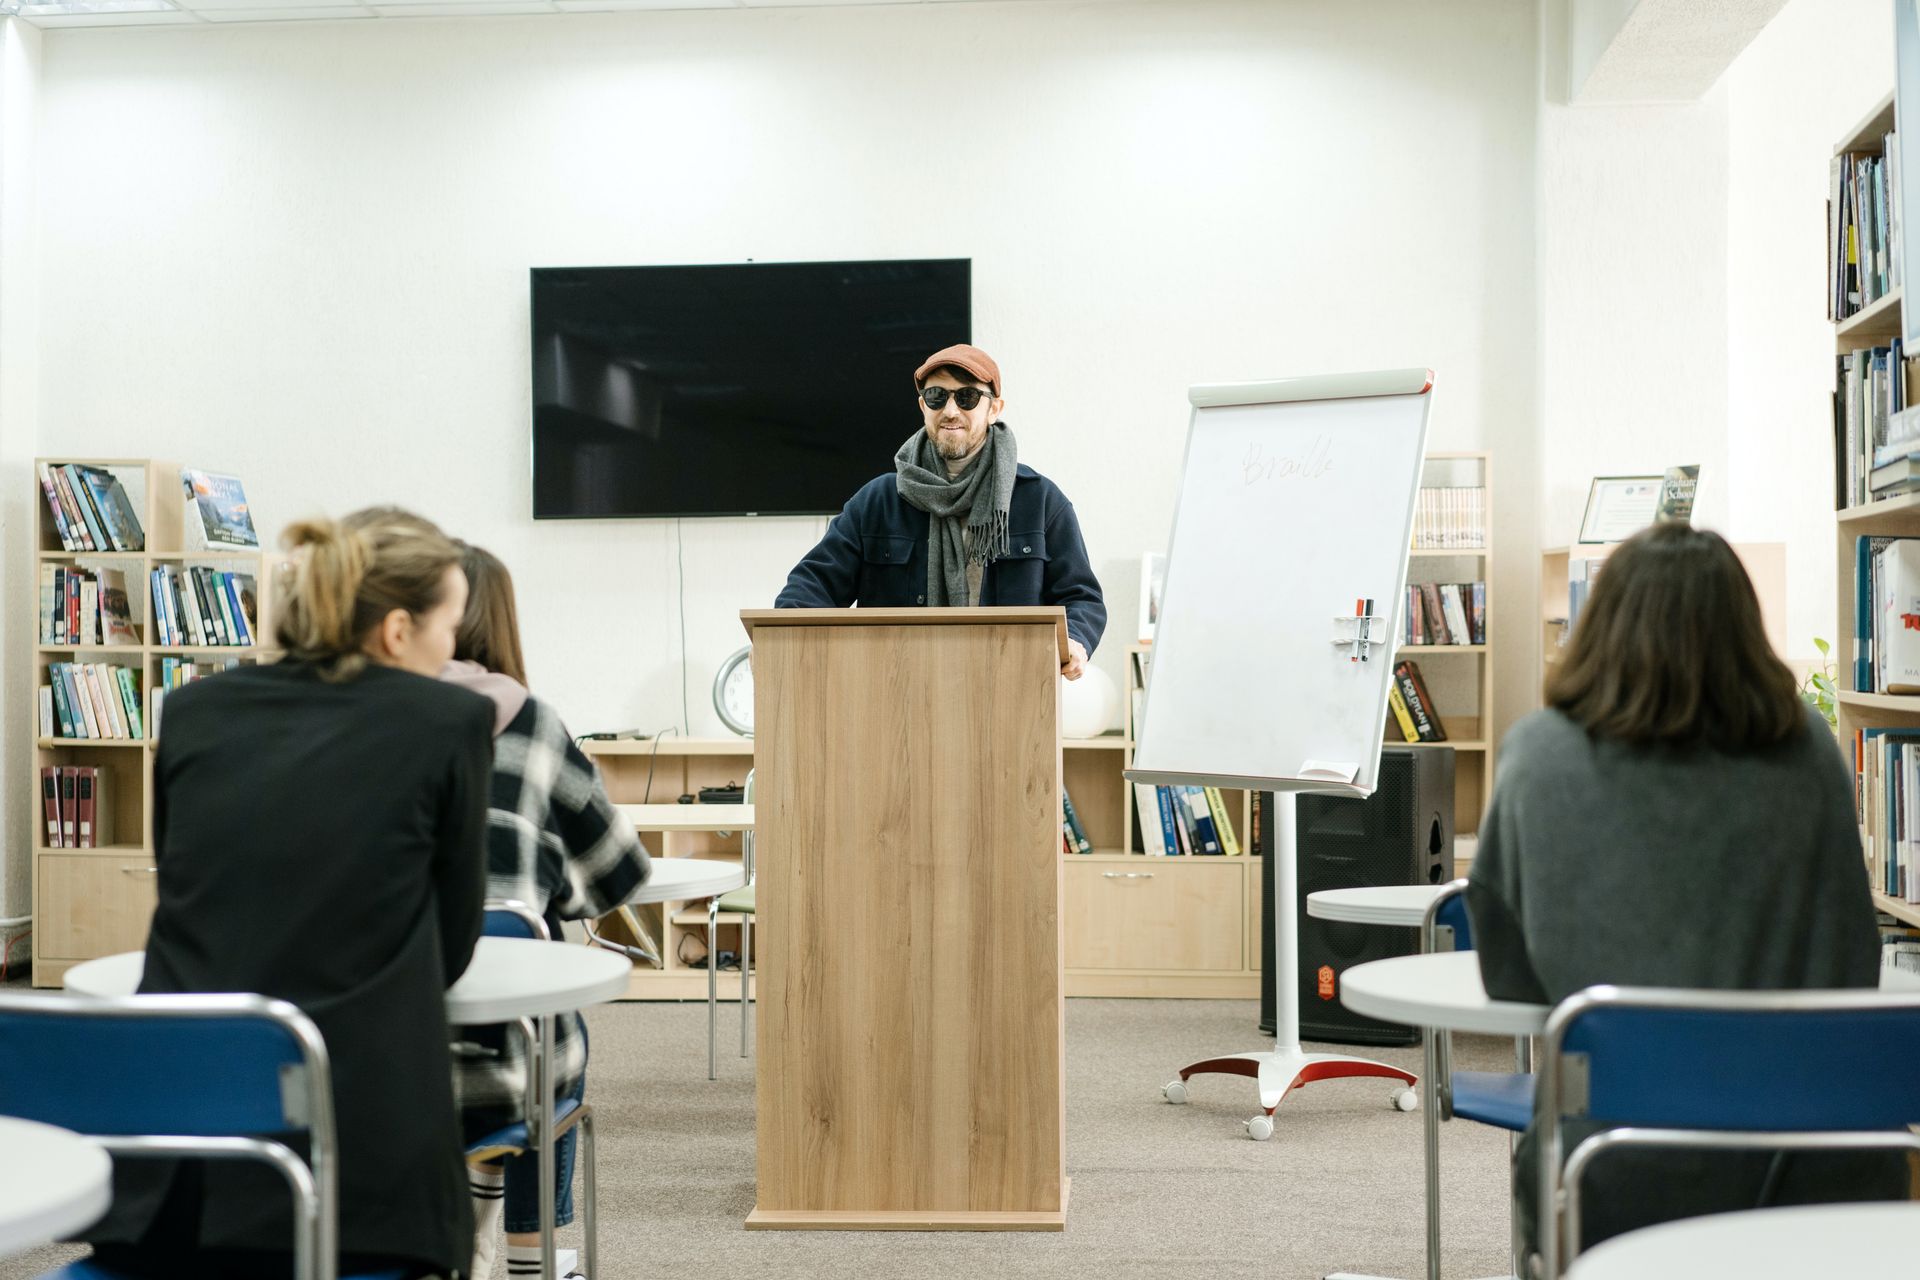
[{"xmin": 1061, "ymin": 638, "xmax": 1087, "ymax": 681}]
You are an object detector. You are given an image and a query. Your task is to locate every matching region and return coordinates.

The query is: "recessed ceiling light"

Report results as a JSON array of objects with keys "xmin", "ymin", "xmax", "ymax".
[{"xmin": 17, "ymin": 0, "xmax": 176, "ymax": 12}]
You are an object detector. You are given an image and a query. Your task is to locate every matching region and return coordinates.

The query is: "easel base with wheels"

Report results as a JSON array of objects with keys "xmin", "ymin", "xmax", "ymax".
[{"xmin": 1159, "ymin": 791, "xmax": 1418, "ymax": 1138}]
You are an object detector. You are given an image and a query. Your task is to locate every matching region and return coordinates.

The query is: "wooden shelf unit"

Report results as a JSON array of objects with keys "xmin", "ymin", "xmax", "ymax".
[
  {"xmin": 29, "ymin": 459, "xmax": 271, "ymax": 987},
  {"xmin": 1827, "ymin": 99, "xmax": 1920, "ymax": 931}
]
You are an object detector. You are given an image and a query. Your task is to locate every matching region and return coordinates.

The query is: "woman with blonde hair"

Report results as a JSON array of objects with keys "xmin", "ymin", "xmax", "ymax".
[
  {"xmin": 1467, "ymin": 521, "xmax": 1901, "ymax": 1261},
  {"xmin": 85, "ymin": 508, "xmax": 496, "ymax": 1280},
  {"xmin": 440, "ymin": 543, "xmax": 650, "ymax": 1280}
]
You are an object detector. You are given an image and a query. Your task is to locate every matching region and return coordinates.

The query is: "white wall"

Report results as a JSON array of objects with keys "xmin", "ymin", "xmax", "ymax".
[
  {"xmin": 1, "ymin": 18, "xmax": 43, "ymax": 924},
  {"xmin": 1725, "ymin": 0, "xmax": 1893, "ymax": 662},
  {"xmin": 23, "ymin": 0, "xmax": 1542, "ymax": 776}
]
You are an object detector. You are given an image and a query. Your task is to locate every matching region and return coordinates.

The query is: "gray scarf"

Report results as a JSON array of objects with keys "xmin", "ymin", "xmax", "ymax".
[{"xmin": 894, "ymin": 421, "xmax": 1018, "ymax": 606}]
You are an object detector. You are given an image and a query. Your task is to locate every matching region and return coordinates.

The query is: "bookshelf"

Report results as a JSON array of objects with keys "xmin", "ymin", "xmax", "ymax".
[
  {"xmin": 29, "ymin": 459, "xmax": 271, "ymax": 987},
  {"xmin": 1828, "ymin": 92, "xmax": 1920, "ymax": 931}
]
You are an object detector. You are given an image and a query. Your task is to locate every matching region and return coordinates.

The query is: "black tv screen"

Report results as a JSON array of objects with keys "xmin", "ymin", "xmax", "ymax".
[{"xmin": 531, "ymin": 259, "xmax": 971, "ymax": 518}]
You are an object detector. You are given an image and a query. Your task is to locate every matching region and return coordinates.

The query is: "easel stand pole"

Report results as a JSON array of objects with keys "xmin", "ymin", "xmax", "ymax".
[{"xmin": 1161, "ymin": 792, "xmax": 1418, "ymax": 1139}]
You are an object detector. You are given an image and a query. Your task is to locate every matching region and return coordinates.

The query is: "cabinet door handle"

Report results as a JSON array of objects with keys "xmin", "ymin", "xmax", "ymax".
[
  {"xmin": 122, "ymin": 867, "xmax": 159, "ymax": 875},
  {"xmin": 1102, "ymin": 871, "xmax": 1154, "ymax": 880}
]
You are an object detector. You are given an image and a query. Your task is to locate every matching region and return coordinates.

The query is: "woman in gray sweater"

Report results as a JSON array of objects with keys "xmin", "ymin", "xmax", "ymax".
[{"xmin": 1465, "ymin": 522, "xmax": 1903, "ymax": 1261}]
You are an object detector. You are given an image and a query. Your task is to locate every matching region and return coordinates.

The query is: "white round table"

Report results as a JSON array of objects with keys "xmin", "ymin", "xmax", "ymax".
[
  {"xmin": 63, "ymin": 936, "xmax": 632, "ymax": 1016},
  {"xmin": 1566, "ymin": 1202, "xmax": 1920, "ymax": 1279},
  {"xmin": 1306, "ymin": 884, "xmax": 1448, "ymax": 927},
  {"xmin": 624, "ymin": 856, "xmax": 745, "ymax": 905},
  {"xmin": 0, "ymin": 1118, "xmax": 111, "ymax": 1258}
]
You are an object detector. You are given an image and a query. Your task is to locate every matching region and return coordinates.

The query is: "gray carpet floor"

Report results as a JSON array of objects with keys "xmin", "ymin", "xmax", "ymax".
[{"xmin": 3, "ymin": 997, "xmax": 1519, "ymax": 1280}]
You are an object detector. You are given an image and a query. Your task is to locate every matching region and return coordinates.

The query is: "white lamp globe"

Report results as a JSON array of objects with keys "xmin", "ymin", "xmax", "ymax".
[{"xmin": 1060, "ymin": 662, "xmax": 1121, "ymax": 739}]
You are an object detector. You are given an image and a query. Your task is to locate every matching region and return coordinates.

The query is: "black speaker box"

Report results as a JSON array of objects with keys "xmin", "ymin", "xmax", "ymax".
[{"xmin": 1258, "ymin": 746, "xmax": 1455, "ymax": 1045}]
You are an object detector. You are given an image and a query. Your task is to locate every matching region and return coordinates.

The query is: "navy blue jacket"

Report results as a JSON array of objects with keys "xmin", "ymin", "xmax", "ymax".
[{"xmin": 777, "ymin": 464, "xmax": 1106, "ymax": 655}]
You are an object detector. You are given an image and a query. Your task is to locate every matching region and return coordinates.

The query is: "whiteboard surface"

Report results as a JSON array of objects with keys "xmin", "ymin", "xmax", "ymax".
[{"xmin": 1128, "ymin": 372, "xmax": 1432, "ymax": 797}]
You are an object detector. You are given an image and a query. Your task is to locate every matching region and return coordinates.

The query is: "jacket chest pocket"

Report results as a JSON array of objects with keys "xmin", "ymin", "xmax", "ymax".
[
  {"xmin": 858, "ymin": 534, "xmax": 917, "ymax": 604},
  {"xmin": 986, "ymin": 530, "xmax": 1049, "ymax": 603}
]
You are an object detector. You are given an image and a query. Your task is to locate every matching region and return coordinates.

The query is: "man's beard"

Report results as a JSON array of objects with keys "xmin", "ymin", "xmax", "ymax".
[{"xmin": 931, "ymin": 423, "xmax": 983, "ymax": 461}]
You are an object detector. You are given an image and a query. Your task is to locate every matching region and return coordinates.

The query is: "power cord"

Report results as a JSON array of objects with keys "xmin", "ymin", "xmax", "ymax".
[
  {"xmin": 677, "ymin": 518, "xmax": 690, "ymax": 736},
  {"xmin": 643, "ymin": 726, "xmax": 679, "ymax": 803}
]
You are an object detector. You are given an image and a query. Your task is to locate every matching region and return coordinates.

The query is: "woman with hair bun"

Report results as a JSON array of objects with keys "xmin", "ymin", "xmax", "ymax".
[{"xmin": 84, "ymin": 508, "xmax": 496, "ymax": 1280}]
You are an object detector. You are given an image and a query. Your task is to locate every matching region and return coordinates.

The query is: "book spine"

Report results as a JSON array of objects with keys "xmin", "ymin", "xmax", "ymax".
[
  {"xmin": 38, "ymin": 685, "xmax": 54, "ymax": 739},
  {"xmin": 41, "ymin": 768, "xmax": 61, "ymax": 848},
  {"xmin": 1470, "ymin": 581, "xmax": 1487, "ymax": 645},
  {"xmin": 1205, "ymin": 786, "xmax": 1241, "ymax": 855},
  {"xmin": 48, "ymin": 669, "xmax": 74, "ymax": 738},
  {"xmin": 1155, "ymin": 787, "xmax": 1183, "ymax": 855},
  {"xmin": 87, "ymin": 665, "xmax": 125, "ymax": 739},
  {"xmin": 76, "ymin": 768, "xmax": 95, "ymax": 849},
  {"xmin": 51, "ymin": 466, "xmax": 94, "ymax": 551},
  {"xmin": 1061, "ymin": 788, "xmax": 1092, "ymax": 855},
  {"xmin": 1184, "ymin": 787, "xmax": 1221, "ymax": 854},
  {"xmin": 1387, "ymin": 683, "xmax": 1420, "ymax": 743},
  {"xmin": 59, "ymin": 768, "xmax": 76, "ymax": 847},
  {"xmin": 1394, "ymin": 661, "xmax": 1447, "ymax": 742},
  {"xmin": 218, "ymin": 572, "xmax": 252, "ymax": 645},
  {"xmin": 59, "ymin": 665, "xmax": 93, "ymax": 738},
  {"xmin": 1132, "ymin": 783, "xmax": 1165, "ymax": 855},
  {"xmin": 38, "ymin": 464, "xmax": 75, "ymax": 550},
  {"xmin": 1420, "ymin": 583, "xmax": 1450, "ymax": 645},
  {"xmin": 116, "ymin": 667, "xmax": 144, "ymax": 740},
  {"xmin": 61, "ymin": 465, "xmax": 111, "ymax": 553}
]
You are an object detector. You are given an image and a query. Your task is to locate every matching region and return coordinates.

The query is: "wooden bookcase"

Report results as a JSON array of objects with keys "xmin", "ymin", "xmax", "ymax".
[
  {"xmin": 30, "ymin": 458, "xmax": 271, "ymax": 987},
  {"xmin": 1830, "ymin": 92, "xmax": 1920, "ymax": 932}
]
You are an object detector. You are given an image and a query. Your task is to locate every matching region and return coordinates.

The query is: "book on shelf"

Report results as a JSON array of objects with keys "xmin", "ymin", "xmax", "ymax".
[
  {"xmin": 43, "ymin": 661, "xmax": 142, "ymax": 740},
  {"xmin": 150, "ymin": 565, "xmax": 256, "ymax": 647},
  {"xmin": 1061, "ymin": 787, "xmax": 1093, "ymax": 854},
  {"xmin": 1855, "ymin": 535, "xmax": 1916, "ymax": 691},
  {"xmin": 1834, "ymin": 343, "xmax": 1909, "ymax": 508},
  {"xmin": 1878, "ymin": 538, "xmax": 1920, "ymax": 694},
  {"xmin": 1883, "ymin": 926, "xmax": 1920, "ymax": 976},
  {"xmin": 37, "ymin": 463, "xmax": 146, "ymax": 552},
  {"xmin": 1402, "ymin": 582, "xmax": 1486, "ymax": 646},
  {"xmin": 1133, "ymin": 780, "xmax": 1167, "ymax": 855},
  {"xmin": 1411, "ymin": 486, "xmax": 1486, "ymax": 550},
  {"xmin": 150, "ymin": 656, "xmax": 242, "ymax": 737},
  {"xmin": 1204, "ymin": 787, "xmax": 1241, "ymax": 855},
  {"xmin": 1391, "ymin": 660, "xmax": 1446, "ymax": 742},
  {"xmin": 1829, "ymin": 140, "xmax": 1899, "ymax": 322},
  {"xmin": 39, "ymin": 565, "xmax": 140, "ymax": 647},
  {"xmin": 1182, "ymin": 787, "xmax": 1223, "ymax": 855},
  {"xmin": 1387, "ymin": 683, "xmax": 1420, "ymax": 743},
  {"xmin": 37, "ymin": 766, "xmax": 109, "ymax": 849},
  {"xmin": 1856, "ymin": 728, "xmax": 1920, "ymax": 904},
  {"xmin": 180, "ymin": 469, "xmax": 259, "ymax": 550}
]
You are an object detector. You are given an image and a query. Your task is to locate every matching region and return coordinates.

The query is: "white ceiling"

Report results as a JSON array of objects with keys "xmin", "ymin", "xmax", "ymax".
[
  {"xmin": 3, "ymin": 0, "xmax": 1076, "ymax": 30},
  {"xmin": 1571, "ymin": 0, "xmax": 1792, "ymax": 102}
]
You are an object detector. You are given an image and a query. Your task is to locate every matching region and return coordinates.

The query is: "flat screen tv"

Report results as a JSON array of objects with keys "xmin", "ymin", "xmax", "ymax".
[{"xmin": 531, "ymin": 259, "xmax": 971, "ymax": 518}]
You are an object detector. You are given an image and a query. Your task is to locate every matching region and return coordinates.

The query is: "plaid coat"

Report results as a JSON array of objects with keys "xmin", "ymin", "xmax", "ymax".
[{"xmin": 453, "ymin": 695, "xmax": 650, "ymax": 1122}]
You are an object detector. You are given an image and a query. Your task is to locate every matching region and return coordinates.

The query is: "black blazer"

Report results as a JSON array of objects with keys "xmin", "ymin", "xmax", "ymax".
[{"xmin": 95, "ymin": 660, "xmax": 493, "ymax": 1277}]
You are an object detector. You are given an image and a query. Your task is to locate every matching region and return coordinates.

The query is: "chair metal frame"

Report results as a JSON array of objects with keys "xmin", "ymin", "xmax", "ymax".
[
  {"xmin": 706, "ymin": 768, "xmax": 756, "ymax": 1080},
  {"xmin": 0, "ymin": 990, "xmax": 340, "ymax": 1280},
  {"xmin": 474, "ymin": 899, "xmax": 597, "ymax": 1280},
  {"xmin": 1537, "ymin": 984, "xmax": 1920, "ymax": 1279}
]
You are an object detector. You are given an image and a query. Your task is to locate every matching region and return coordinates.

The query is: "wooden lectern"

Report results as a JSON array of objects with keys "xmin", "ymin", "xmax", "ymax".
[{"xmin": 739, "ymin": 606, "xmax": 1070, "ymax": 1231}]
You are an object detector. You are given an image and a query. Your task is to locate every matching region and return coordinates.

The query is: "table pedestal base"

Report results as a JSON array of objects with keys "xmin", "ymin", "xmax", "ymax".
[{"xmin": 1164, "ymin": 1045, "xmax": 1417, "ymax": 1140}]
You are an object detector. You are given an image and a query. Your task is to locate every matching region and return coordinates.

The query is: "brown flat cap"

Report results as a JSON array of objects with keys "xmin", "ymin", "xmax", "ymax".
[{"xmin": 914, "ymin": 344, "xmax": 1001, "ymax": 396}]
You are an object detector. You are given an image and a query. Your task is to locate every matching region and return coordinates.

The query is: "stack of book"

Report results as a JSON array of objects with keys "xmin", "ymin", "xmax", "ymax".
[
  {"xmin": 1412, "ymin": 486, "xmax": 1486, "ymax": 550},
  {"xmin": 1856, "ymin": 727, "xmax": 1920, "ymax": 904},
  {"xmin": 39, "ymin": 662, "xmax": 144, "ymax": 740},
  {"xmin": 37, "ymin": 462, "xmax": 145, "ymax": 552},
  {"xmin": 39, "ymin": 565, "xmax": 139, "ymax": 647},
  {"xmin": 1829, "ymin": 138, "xmax": 1900, "ymax": 323},
  {"xmin": 1061, "ymin": 787, "xmax": 1093, "ymax": 854},
  {"xmin": 150, "ymin": 565, "xmax": 256, "ymax": 647},
  {"xmin": 1129, "ymin": 783, "xmax": 1242, "ymax": 856},
  {"xmin": 1401, "ymin": 582, "xmax": 1485, "ymax": 645},
  {"xmin": 1835, "ymin": 344, "xmax": 1910, "ymax": 507},
  {"xmin": 38, "ymin": 766, "xmax": 110, "ymax": 849},
  {"xmin": 1386, "ymin": 660, "xmax": 1446, "ymax": 743}
]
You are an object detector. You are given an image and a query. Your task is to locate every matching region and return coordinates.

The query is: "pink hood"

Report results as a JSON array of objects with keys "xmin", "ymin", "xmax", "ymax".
[{"xmin": 439, "ymin": 659, "xmax": 529, "ymax": 738}]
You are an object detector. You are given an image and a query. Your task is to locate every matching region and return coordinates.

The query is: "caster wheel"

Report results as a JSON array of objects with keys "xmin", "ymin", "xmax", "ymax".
[
  {"xmin": 1245, "ymin": 1114, "xmax": 1274, "ymax": 1141},
  {"xmin": 1392, "ymin": 1088, "xmax": 1418, "ymax": 1112},
  {"xmin": 1161, "ymin": 1080, "xmax": 1189, "ymax": 1105}
]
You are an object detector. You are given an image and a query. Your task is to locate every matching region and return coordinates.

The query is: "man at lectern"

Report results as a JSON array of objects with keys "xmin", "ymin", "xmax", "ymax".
[{"xmin": 776, "ymin": 343, "xmax": 1105, "ymax": 678}]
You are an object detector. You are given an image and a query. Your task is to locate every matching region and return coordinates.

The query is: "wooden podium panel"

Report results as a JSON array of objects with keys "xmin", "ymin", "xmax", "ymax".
[{"xmin": 742, "ymin": 608, "xmax": 1068, "ymax": 1230}]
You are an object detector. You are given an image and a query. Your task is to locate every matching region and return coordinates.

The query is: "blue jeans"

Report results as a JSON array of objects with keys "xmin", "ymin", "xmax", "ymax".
[{"xmin": 487, "ymin": 1069, "xmax": 585, "ymax": 1234}]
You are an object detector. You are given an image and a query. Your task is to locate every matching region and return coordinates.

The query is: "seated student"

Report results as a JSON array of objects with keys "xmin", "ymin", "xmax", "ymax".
[
  {"xmin": 1466, "ymin": 522, "xmax": 1904, "ymax": 1259},
  {"xmin": 438, "ymin": 543, "xmax": 652, "ymax": 1280},
  {"xmin": 87, "ymin": 510, "xmax": 495, "ymax": 1280}
]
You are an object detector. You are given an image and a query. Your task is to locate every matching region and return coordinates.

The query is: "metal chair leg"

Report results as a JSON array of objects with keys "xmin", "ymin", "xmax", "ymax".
[
  {"xmin": 740, "ymin": 914, "xmax": 752, "ymax": 1058},
  {"xmin": 707, "ymin": 899, "xmax": 718, "ymax": 1081},
  {"xmin": 581, "ymin": 1109, "xmax": 597, "ymax": 1280}
]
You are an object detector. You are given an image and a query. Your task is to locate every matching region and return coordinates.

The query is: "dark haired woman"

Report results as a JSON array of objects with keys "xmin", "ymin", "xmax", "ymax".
[
  {"xmin": 1466, "ymin": 522, "xmax": 1900, "ymax": 1259},
  {"xmin": 87, "ymin": 510, "xmax": 495, "ymax": 1280}
]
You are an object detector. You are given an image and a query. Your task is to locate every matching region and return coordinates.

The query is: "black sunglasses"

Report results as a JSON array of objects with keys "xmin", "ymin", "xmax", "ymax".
[{"xmin": 920, "ymin": 386, "xmax": 990, "ymax": 411}]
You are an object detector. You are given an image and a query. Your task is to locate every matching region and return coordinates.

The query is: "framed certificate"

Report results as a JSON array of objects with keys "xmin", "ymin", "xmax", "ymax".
[{"xmin": 1578, "ymin": 475, "xmax": 1662, "ymax": 544}]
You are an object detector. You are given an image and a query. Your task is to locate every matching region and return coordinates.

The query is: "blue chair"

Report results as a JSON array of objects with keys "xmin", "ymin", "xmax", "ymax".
[
  {"xmin": 466, "ymin": 899, "xmax": 597, "ymax": 1280},
  {"xmin": 1418, "ymin": 879, "xmax": 1535, "ymax": 1278},
  {"xmin": 0, "ymin": 989, "xmax": 402, "ymax": 1280},
  {"xmin": 1537, "ymin": 985, "xmax": 1920, "ymax": 1278}
]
